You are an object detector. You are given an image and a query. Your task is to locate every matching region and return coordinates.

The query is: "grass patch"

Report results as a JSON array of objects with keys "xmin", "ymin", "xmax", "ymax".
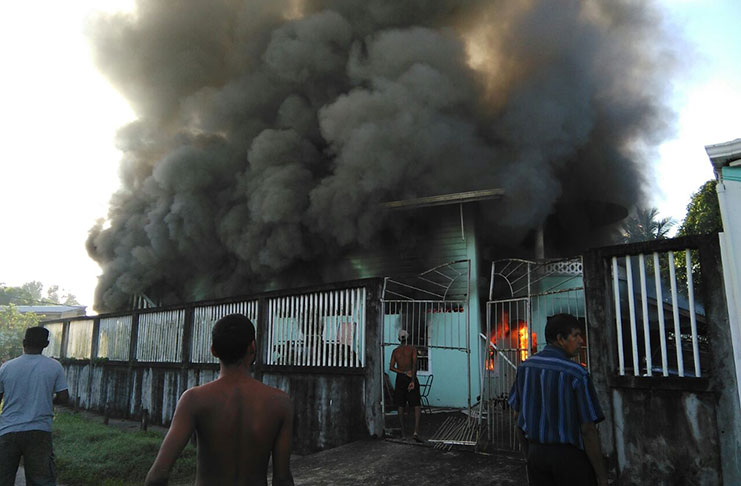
[{"xmin": 53, "ymin": 411, "xmax": 196, "ymax": 486}]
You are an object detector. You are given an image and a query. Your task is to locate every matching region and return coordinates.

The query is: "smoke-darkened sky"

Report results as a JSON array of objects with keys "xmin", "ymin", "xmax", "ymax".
[{"xmin": 2, "ymin": 0, "xmax": 739, "ymax": 312}]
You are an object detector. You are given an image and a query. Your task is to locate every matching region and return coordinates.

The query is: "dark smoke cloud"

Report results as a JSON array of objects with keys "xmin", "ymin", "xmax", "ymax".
[{"xmin": 86, "ymin": 0, "xmax": 682, "ymax": 311}]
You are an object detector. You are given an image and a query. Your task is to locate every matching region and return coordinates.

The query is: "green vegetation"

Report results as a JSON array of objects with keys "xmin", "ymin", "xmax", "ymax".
[
  {"xmin": 0, "ymin": 304, "xmax": 39, "ymax": 362},
  {"xmin": 0, "ymin": 281, "xmax": 79, "ymax": 306},
  {"xmin": 677, "ymin": 180, "xmax": 723, "ymax": 237},
  {"xmin": 621, "ymin": 207, "xmax": 676, "ymax": 243},
  {"xmin": 53, "ymin": 411, "xmax": 195, "ymax": 486}
]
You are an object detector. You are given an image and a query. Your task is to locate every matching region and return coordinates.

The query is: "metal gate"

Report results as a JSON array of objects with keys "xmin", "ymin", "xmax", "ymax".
[
  {"xmin": 483, "ymin": 258, "xmax": 588, "ymax": 452},
  {"xmin": 381, "ymin": 260, "xmax": 472, "ymax": 435}
]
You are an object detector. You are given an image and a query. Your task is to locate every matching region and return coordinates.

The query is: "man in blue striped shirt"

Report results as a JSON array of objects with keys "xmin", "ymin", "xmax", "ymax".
[{"xmin": 508, "ymin": 314, "xmax": 608, "ymax": 486}]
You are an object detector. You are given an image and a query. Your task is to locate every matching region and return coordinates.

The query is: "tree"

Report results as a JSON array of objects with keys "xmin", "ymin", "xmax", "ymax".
[
  {"xmin": 0, "ymin": 281, "xmax": 79, "ymax": 306},
  {"xmin": 677, "ymin": 180, "xmax": 723, "ymax": 236},
  {"xmin": 0, "ymin": 304, "xmax": 40, "ymax": 362},
  {"xmin": 621, "ymin": 207, "xmax": 676, "ymax": 243}
]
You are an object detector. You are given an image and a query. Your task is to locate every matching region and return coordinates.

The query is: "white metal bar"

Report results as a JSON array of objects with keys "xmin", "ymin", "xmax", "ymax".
[
  {"xmin": 612, "ymin": 257, "xmax": 626, "ymax": 376},
  {"xmin": 668, "ymin": 252, "xmax": 685, "ymax": 377},
  {"xmin": 331, "ymin": 291, "xmax": 337, "ymax": 367},
  {"xmin": 303, "ymin": 294, "xmax": 310, "ymax": 367},
  {"xmin": 638, "ymin": 254, "xmax": 652, "ymax": 376},
  {"xmin": 272, "ymin": 299, "xmax": 279, "ymax": 366},
  {"xmin": 625, "ymin": 256, "xmax": 640, "ymax": 376},
  {"xmin": 311, "ymin": 293, "xmax": 318, "ymax": 367},
  {"xmin": 321, "ymin": 292, "xmax": 327, "ymax": 367},
  {"xmin": 355, "ymin": 288, "xmax": 362, "ymax": 367},
  {"xmin": 685, "ymin": 250, "xmax": 700, "ymax": 377},
  {"xmin": 284, "ymin": 297, "xmax": 292, "ymax": 366},
  {"xmin": 653, "ymin": 253, "xmax": 669, "ymax": 376}
]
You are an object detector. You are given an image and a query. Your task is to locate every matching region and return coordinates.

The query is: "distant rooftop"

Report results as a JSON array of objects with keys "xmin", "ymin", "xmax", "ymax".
[{"xmin": 5, "ymin": 304, "xmax": 87, "ymax": 320}]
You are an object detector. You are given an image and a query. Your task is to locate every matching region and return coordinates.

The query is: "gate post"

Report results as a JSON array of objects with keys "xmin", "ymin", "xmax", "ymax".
[
  {"xmin": 364, "ymin": 279, "xmax": 385, "ymax": 439},
  {"xmin": 697, "ymin": 235, "xmax": 741, "ymax": 484},
  {"xmin": 582, "ymin": 248, "xmax": 617, "ymax": 472}
]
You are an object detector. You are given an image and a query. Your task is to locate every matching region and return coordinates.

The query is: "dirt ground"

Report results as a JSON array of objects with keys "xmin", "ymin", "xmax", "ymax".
[
  {"xmin": 277, "ymin": 439, "xmax": 527, "ymax": 486},
  {"xmin": 25, "ymin": 406, "xmax": 527, "ymax": 486}
]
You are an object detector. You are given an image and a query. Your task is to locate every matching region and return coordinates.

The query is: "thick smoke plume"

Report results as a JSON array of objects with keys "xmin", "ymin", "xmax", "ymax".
[{"xmin": 87, "ymin": 0, "xmax": 681, "ymax": 311}]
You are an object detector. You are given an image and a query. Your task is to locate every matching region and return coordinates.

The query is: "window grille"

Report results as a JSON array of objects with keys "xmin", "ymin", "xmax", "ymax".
[
  {"xmin": 98, "ymin": 316, "xmax": 132, "ymax": 360},
  {"xmin": 136, "ymin": 309, "xmax": 185, "ymax": 362},
  {"xmin": 611, "ymin": 250, "xmax": 705, "ymax": 378},
  {"xmin": 191, "ymin": 301, "xmax": 259, "ymax": 363},
  {"xmin": 42, "ymin": 322, "xmax": 64, "ymax": 358},
  {"xmin": 265, "ymin": 288, "xmax": 366, "ymax": 367}
]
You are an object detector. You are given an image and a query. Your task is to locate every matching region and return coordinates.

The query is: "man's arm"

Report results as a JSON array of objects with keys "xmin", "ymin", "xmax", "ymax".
[
  {"xmin": 581, "ymin": 422, "xmax": 608, "ymax": 486},
  {"xmin": 512, "ymin": 412, "xmax": 528, "ymax": 459},
  {"xmin": 411, "ymin": 347, "xmax": 417, "ymax": 381},
  {"xmin": 53, "ymin": 389, "xmax": 69, "ymax": 405},
  {"xmin": 389, "ymin": 349, "xmax": 402, "ymax": 375},
  {"xmin": 272, "ymin": 396, "xmax": 294, "ymax": 486},
  {"xmin": 145, "ymin": 390, "xmax": 196, "ymax": 486}
]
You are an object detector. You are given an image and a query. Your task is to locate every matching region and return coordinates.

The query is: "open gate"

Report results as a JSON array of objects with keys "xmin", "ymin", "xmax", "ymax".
[
  {"xmin": 483, "ymin": 257, "xmax": 588, "ymax": 452},
  {"xmin": 381, "ymin": 260, "xmax": 474, "ymax": 443}
]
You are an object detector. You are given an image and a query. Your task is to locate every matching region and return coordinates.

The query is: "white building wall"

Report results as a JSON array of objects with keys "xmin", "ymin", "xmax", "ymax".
[{"xmin": 716, "ymin": 170, "xmax": 741, "ymax": 408}]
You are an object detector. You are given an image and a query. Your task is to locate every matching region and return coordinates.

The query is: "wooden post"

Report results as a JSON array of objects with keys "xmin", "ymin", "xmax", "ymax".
[
  {"xmin": 254, "ymin": 297, "xmax": 267, "ymax": 382},
  {"xmin": 91, "ymin": 317, "xmax": 101, "ymax": 360},
  {"xmin": 127, "ymin": 313, "xmax": 140, "ymax": 419},
  {"xmin": 181, "ymin": 305, "xmax": 195, "ymax": 397},
  {"xmin": 60, "ymin": 320, "xmax": 70, "ymax": 359},
  {"xmin": 141, "ymin": 409, "xmax": 149, "ymax": 431}
]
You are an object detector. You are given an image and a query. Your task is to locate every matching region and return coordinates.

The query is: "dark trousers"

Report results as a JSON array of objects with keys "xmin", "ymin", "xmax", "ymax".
[
  {"xmin": 0, "ymin": 431, "xmax": 57, "ymax": 486},
  {"xmin": 526, "ymin": 442, "xmax": 596, "ymax": 486}
]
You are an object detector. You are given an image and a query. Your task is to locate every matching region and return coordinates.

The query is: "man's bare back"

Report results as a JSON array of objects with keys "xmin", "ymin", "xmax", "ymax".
[
  {"xmin": 146, "ymin": 314, "xmax": 293, "ymax": 486},
  {"xmin": 146, "ymin": 370, "xmax": 293, "ymax": 486},
  {"xmin": 189, "ymin": 375, "xmax": 292, "ymax": 485}
]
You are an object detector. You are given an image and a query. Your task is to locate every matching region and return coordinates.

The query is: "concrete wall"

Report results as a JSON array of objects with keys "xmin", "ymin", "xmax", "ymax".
[{"xmin": 584, "ymin": 235, "xmax": 741, "ymax": 485}]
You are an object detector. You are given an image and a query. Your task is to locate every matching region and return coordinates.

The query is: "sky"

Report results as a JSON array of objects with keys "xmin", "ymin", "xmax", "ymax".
[{"xmin": 0, "ymin": 1, "xmax": 739, "ymax": 313}]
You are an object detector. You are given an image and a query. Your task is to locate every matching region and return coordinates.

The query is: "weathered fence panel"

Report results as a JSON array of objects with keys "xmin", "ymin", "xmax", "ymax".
[
  {"xmin": 43, "ymin": 278, "xmax": 385, "ymax": 454},
  {"xmin": 98, "ymin": 316, "xmax": 132, "ymax": 360}
]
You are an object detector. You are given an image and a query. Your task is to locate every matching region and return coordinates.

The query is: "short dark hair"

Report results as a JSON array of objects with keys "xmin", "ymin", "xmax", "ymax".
[
  {"xmin": 212, "ymin": 314, "xmax": 256, "ymax": 365},
  {"xmin": 545, "ymin": 314, "xmax": 583, "ymax": 344},
  {"xmin": 24, "ymin": 327, "xmax": 50, "ymax": 348}
]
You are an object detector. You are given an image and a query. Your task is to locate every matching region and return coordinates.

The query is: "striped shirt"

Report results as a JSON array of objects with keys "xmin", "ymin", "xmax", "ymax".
[{"xmin": 508, "ymin": 345, "xmax": 604, "ymax": 450}]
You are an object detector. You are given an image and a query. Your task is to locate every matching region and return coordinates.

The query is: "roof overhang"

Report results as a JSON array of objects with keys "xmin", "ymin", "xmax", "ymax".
[
  {"xmin": 381, "ymin": 188, "xmax": 504, "ymax": 210},
  {"xmin": 705, "ymin": 138, "xmax": 741, "ymax": 174}
]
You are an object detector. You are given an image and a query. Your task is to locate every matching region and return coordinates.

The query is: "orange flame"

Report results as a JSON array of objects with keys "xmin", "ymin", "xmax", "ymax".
[{"xmin": 519, "ymin": 327, "xmax": 537, "ymax": 361}]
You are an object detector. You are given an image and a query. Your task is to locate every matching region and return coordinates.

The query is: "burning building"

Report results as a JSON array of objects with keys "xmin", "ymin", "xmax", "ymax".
[{"xmin": 86, "ymin": 0, "xmax": 681, "ymax": 313}]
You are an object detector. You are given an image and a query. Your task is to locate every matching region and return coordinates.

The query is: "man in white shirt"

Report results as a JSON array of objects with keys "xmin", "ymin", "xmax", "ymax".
[{"xmin": 0, "ymin": 327, "xmax": 69, "ymax": 486}]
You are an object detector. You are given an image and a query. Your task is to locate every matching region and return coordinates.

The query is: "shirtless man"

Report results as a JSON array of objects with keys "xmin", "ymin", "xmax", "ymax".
[
  {"xmin": 389, "ymin": 329, "xmax": 422, "ymax": 441},
  {"xmin": 145, "ymin": 314, "xmax": 294, "ymax": 486}
]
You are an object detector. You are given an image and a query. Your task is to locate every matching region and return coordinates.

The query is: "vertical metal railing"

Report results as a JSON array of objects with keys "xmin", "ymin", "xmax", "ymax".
[
  {"xmin": 191, "ymin": 300, "xmax": 258, "ymax": 363},
  {"xmin": 611, "ymin": 249, "xmax": 703, "ymax": 377},
  {"xmin": 66, "ymin": 319, "xmax": 94, "ymax": 359},
  {"xmin": 136, "ymin": 309, "xmax": 186, "ymax": 362},
  {"xmin": 97, "ymin": 316, "xmax": 132, "ymax": 360},
  {"xmin": 265, "ymin": 287, "xmax": 366, "ymax": 368},
  {"xmin": 42, "ymin": 322, "xmax": 65, "ymax": 358}
]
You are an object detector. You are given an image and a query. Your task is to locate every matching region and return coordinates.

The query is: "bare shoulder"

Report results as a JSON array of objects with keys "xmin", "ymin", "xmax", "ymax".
[
  {"xmin": 259, "ymin": 382, "xmax": 292, "ymax": 413},
  {"xmin": 177, "ymin": 382, "xmax": 216, "ymax": 407}
]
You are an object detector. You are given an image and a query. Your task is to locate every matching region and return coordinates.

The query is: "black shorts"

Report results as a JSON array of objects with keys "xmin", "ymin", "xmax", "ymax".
[
  {"xmin": 526, "ymin": 442, "xmax": 597, "ymax": 486},
  {"xmin": 394, "ymin": 374, "xmax": 421, "ymax": 407}
]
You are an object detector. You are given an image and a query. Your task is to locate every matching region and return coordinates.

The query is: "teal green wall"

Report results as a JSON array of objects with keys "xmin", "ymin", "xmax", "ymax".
[{"xmin": 382, "ymin": 205, "xmax": 483, "ymax": 409}]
